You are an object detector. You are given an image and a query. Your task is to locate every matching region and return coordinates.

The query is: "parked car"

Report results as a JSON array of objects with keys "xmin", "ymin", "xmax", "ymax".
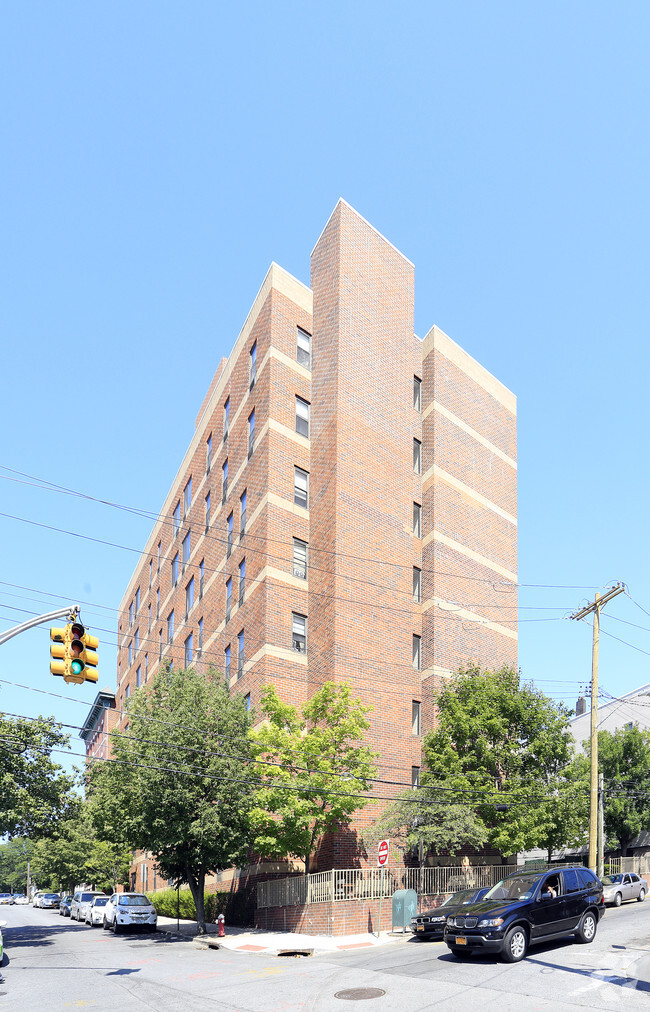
[
  {"xmin": 85, "ymin": 896, "xmax": 110, "ymax": 927},
  {"xmin": 70, "ymin": 891, "xmax": 106, "ymax": 922},
  {"xmin": 0, "ymin": 895, "xmax": 13, "ymax": 906},
  {"xmin": 40, "ymin": 893, "xmax": 61, "ymax": 910},
  {"xmin": 59, "ymin": 895, "xmax": 73, "ymax": 917},
  {"xmin": 411, "ymin": 887, "xmax": 490, "ymax": 940},
  {"xmin": 103, "ymin": 893, "xmax": 157, "ymax": 933},
  {"xmin": 443, "ymin": 866, "xmax": 604, "ymax": 963},
  {"xmin": 13, "ymin": 894, "xmax": 29, "ymax": 905},
  {"xmin": 31, "ymin": 892, "xmax": 46, "ymax": 907},
  {"xmin": 601, "ymin": 872, "xmax": 646, "ymax": 906}
]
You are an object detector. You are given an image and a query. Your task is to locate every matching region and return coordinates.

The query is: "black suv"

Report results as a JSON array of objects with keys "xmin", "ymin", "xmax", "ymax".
[{"xmin": 443, "ymin": 867, "xmax": 604, "ymax": 963}]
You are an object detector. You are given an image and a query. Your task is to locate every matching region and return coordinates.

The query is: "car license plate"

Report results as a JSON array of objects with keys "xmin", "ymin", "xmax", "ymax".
[
  {"xmin": 456, "ymin": 936, "xmax": 467, "ymax": 945},
  {"xmin": 417, "ymin": 925, "xmax": 424, "ymax": 931}
]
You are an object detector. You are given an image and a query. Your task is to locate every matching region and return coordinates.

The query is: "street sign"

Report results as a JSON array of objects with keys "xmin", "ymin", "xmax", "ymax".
[{"xmin": 377, "ymin": 839, "xmax": 389, "ymax": 867}]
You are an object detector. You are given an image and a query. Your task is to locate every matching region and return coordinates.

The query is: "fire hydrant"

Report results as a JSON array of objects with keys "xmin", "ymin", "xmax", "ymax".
[{"xmin": 217, "ymin": 913, "xmax": 225, "ymax": 937}]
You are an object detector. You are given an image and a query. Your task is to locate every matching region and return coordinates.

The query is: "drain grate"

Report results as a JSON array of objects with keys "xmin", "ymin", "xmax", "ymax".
[
  {"xmin": 334, "ymin": 988, "xmax": 386, "ymax": 1001},
  {"xmin": 277, "ymin": 948, "xmax": 313, "ymax": 957}
]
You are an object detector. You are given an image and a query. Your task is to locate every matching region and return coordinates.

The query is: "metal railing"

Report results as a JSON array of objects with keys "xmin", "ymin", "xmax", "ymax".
[{"xmin": 257, "ymin": 864, "xmax": 517, "ymax": 910}]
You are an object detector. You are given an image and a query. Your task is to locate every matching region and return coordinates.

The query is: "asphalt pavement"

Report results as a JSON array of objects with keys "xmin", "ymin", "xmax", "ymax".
[{"xmin": 0, "ymin": 898, "xmax": 649, "ymax": 1010}]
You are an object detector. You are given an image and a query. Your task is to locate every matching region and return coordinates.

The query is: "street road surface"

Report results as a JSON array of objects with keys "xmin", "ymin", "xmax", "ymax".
[{"xmin": 1, "ymin": 900, "xmax": 649, "ymax": 1010}]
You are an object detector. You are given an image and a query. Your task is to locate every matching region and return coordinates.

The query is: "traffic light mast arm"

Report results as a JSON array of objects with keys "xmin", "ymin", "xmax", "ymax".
[{"xmin": 0, "ymin": 607, "xmax": 79, "ymax": 647}]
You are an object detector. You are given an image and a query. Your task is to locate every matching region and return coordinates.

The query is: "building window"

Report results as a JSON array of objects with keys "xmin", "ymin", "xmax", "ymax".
[
  {"xmin": 156, "ymin": 587, "xmax": 160, "ymax": 619},
  {"xmin": 125, "ymin": 684, "xmax": 130, "ymax": 700},
  {"xmin": 167, "ymin": 610, "xmax": 174, "ymax": 644},
  {"xmin": 224, "ymin": 644, "xmax": 231, "ymax": 684},
  {"xmin": 148, "ymin": 603, "xmax": 152, "ymax": 632},
  {"xmin": 223, "ymin": 397, "xmax": 230, "ymax": 439},
  {"xmin": 183, "ymin": 477, "xmax": 192, "ymax": 518},
  {"xmin": 240, "ymin": 489, "xmax": 247, "ymax": 539},
  {"xmin": 412, "ymin": 766, "xmax": 420, "ymax": 788},
  {"xmin": 198, "ymin": 618, "xmax": 203, "ymax": 654},
  {"xmin": 413, "ymin": 567, "xmax": 421, "ymax": 603},
  {"xmin": 227, "ymin": 512, "xmax": 233, "ymax": 558},
  {"xmin": 205, "ymin": 491, "xmax": 211, "ymax": 533},
  {"xmin": 293, "ymin": 538, "xmax": 307, "ymax": 580},
  {"xmin": 171, "ymin": 553, "xmax": 179, "ymax": 586},
  {"xmin": 413, "ymin": 634, "xmax": 421, "ymax": 671},
  {"xmin": 413, "ymin": 502, "xmax": 422, "ymax": 538},
  {"xmin": 238, "ymin": 558, "xmax": 246, "ymax": 606},
  {"xmin": 413, "ymin": 438, "xmax": 422, "ymax": 474},
  {"xmin": 222, "ymin": 459, "xmax": 228, "ymax": 502},
  {"xmin": 134, "ymin": 628, "xmax": 139, "ymax": 652},
  {"xmin": 173, "ymin": 501, "xmax": 180, "ymax": 537},
  {"xmin": 244, "ymin": 692, "xmax": 251, "ymax": 711},
  {"xmin": 248, "ymin": 409, "xmax": 255, "ymax": 459},
  {"xmin": 294, "ymin": 467, "xmax": 309, "ymax": 509},
  {"xmin": 225, "ymin": 578, "xmax": 232, "ymax": 622},
  {"xmin": 297, "ymin": 327, "xmax": 311, "ymax": 369},
  {"xmin": 237, "ymin": 630, "xmax": 245, "ymax": 678},
  {"xmin": 206, "ymin": 434, "xmax": 212, "ymax": 473},
  {"xmin": 157, "ymin": 541, "xmax": 162, "ymax": 572},
  {"xmin": 185, "ymin": 577, "xmax": 194, "ymax": 618},
  {"xmin": 292, "ymin": 613, "xmax": 307, "ymax": 653},
  {"xmin": 159, "ymin": 629, "xmax": 163, "ymax": 659},
  {"xmin": 182, "ymin": 531, "xmax": 191, "ymax": 571},
  {"xmin": 135, "ymin": 588, "xmax": 140, "ymax": 616},
  {"xmin": 184, "ymin": 632, "xmax": 194, "ymax": 667},
  {"xmin": 149, "ymin": 560, "xmax": 153, "ymax": 588},
  {"xmin": 128, "ymin": 640, "xmax": 133, "ymax": 666},
  {"xmin": 250, "ymin": 341, "xmax": 257, "ymax": 388},
  {"xmin": 144, "ymin": 653, "xmax": 148, "ymax": 680},
  {"xmin": 412, "ymin": 700, "xmax": 422, "ymax": 736},
  {"xmin": 136, "ymin": 666, "xmax": 141, "ymax": 688},
  {"xmin": 295, "ymin": 396, "xmax": 310, "ymax": 438},
  {"xmin": 413, "ymin": 375, "xmax": 421, "ymax": 411},
  {"xmin": 129, "ymin": 601, "xmax": 134, "ymax": 626},
  {"xmin": 199, "ymin": 558, "xmax": 205, "ymax": 599}
]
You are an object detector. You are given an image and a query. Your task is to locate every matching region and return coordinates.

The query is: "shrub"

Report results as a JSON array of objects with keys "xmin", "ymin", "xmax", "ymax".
[{"xmin": 147, "ymin": 886, "xmax": 255, "ymax": 926}]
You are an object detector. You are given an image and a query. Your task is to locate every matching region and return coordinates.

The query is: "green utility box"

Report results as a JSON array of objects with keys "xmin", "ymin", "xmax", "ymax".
[{"xmin": 391, "ymin": 889, "xmax": 418, "ymax": 932}]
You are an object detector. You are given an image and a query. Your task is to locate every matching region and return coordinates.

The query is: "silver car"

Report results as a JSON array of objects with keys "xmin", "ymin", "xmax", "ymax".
[
  {"xmin": 70, "ymin": 890, "xmax": 106, "ymax": 921},
  {"xmin": 601, "ymin": 872, "xmax": 646, "ymax": 906}
]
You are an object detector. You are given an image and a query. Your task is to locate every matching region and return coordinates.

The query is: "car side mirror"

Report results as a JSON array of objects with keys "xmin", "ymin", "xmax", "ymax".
[{"xmin": 539, "ymin": 892, "xmax": 551, "ymax": 902}]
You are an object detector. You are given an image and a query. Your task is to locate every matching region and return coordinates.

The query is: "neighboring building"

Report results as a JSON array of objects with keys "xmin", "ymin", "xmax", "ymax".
[
  {"xmin": 112, "ymin": 199, "xmax": 518, "ymax": 875},
  {"xmin": 79, "ymin": 689, "xmax": 118, "ymax": 760},
  {"xmin": 570, "ymin": 684, "xmax": 650, "ymax": 748}
]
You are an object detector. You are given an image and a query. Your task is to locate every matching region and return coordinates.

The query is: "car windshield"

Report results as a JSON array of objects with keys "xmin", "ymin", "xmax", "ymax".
[
  {"xmin": 81, "ymin": 893, "xmax": 98, "ymax": 902},
  {"xmin": 442, "ymin": 889, "xmax": 481, "ymax": 907},
  {"xmin": 484, "ymin": 874, "xmax": 541, "ymax": 901},
  {"xmin": 118, "ymin": 895, "xmax": 151, "ymax": 907},
  {"xmin": 93, "ymin": 898, "xmax": 108, "ymax": 906},
  {"xmin": 44, "ymin": 894, "xmax": 59, "ymax": 899},
  {"xmin": 607, "ymin": 874, "xmax": 623, "ymax": 884}
]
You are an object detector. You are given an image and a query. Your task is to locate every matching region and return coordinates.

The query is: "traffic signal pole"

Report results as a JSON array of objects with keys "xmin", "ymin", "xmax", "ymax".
[{"xmin": 0, "ymin": 606, "xmax": 79, "ymax": 646}]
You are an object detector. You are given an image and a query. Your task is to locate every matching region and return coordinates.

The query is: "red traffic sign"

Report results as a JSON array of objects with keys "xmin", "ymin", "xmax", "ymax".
[{"xmin": 377, "ymin": 840, "xmax": 389, "ymax": 867}]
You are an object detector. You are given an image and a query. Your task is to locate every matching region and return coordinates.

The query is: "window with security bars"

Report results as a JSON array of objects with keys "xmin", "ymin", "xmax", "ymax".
[
  {"xmin": 413, "ymin": 502, "xmax": 422, "ymax": 538},
  {"xmin": 413, "ymin": 438, "xmax": 422, "ymax": 474},
  {"xmin": 167, "ymin": 610, "xmax": 174, "ymax": 644},
  {"xmin": 295, "ymin": 396, "xmax": 310, "ymax": 438},
  {"xmin": 240, "ymin": 489, "xmax": 247, "ymax": 539},
  {"xmin": 171, "ymin": 553, "xmax": 179, "ymax": 586},
  {"xmin": 238, "ymin": 558, "xmax": 246, "ymax": 606},
  {"xmin": 294, "ymin": 467, "xmax": 308, "ymax": 508},
  {"xmin": 223, "ymin": 398, "xmax": 230, "ymax": 439},
  {"xmin": 173, "ymin": 502, "xmax": 180, "ymax": 537},
  {"xmin": 184, "ymin": 633, "xmax": 193, "ymax": 667},
  {"xmin": 292, "ymin": 613, "xmax": 307, "ymax": 653},
  {"xmin": 248, "ymin": 409, "xmax": 255, "ymax": 459},
  {"xmin": 225, "ymin": 578, "xmax": 232, "ymax": 622},
  {"xmin": 227, "ymin": 513, "xmax": 233, "ymax": 558},
  {"xmin": 222, "ymin": 459, "xmax": 228, "ymax": 502},
  {"xmin": 182, "ymin": 532, "xmax": 191, "ymax": 571},
  {"xmin": 205, "ymin": 492, "xmax": 210, "ymax": 533},
  {"xmin": 413, "ymin": 375, "xmax": 421, "ymax": 411},
  {"xmin": 237, "ymin": 630, "xmax": 245, "ymax": 677},
  {"xmin": 183, "ymin": 477, "xmax": 192, "ymax": 518},
  {"xmin": 413, "ymin": 567, "xmax": 421, "ymax": 603},
  {"xmin": 412, "ymin": 700, "xmax": 421, "ymax": 736},
  {"xmin": 185, "ymin": 577, "xmax": 194, "ymax": 619},
  {"xmin": 297, "ymin": 327, "xmax": 311, "ymax": 369},
  {"xmin": 206, "ymin": 434, "xmax": 212, "ymax": 473},
  {"xmin": 249, "ymin": 342, "xmax": 257, "ymax": 388},
  {"xmin": 293, "ymin": 538, "xmax": 307, "ymax": 579},
  {"xmin": 224, "ymin": 644, "xmax": 231, "ymax": 684},
  {"xmin": 413, "ymin": 634, "xmax": 421, "ymax": 671}
]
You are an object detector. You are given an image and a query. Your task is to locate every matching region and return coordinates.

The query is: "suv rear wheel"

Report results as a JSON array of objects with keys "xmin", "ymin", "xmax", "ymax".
[
  {"xmin": 576, "ymin": 911, "xmax": 597, "ymax": 943},
  {"xmin": 502, "ymin": 926, "xmax": 528, "ymax": 963}
]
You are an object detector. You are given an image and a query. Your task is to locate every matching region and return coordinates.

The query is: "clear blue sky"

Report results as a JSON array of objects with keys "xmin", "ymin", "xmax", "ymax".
[{"xmin": 2, "ymin": 1, "xmax": 650, "ymax": 772}]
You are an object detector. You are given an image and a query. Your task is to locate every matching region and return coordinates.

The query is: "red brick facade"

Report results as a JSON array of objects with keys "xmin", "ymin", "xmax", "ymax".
[{"xmin": 106, "ymin": 200, "xmax": 517, "ymax": 886}]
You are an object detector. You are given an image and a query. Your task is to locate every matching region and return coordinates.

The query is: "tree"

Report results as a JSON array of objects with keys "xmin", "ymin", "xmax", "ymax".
[
  {"xmin": 0, "ymin": 712, "xmax": 78, "ymax": 839},
  {"xmin": 597, "ymin": 725, "xmax": 650, "ymax": 856},
  {"xmin": 0, "ymin": 838, "xmax": 34, "ymax": 894},
  {"xmin": 362, "ymin": 786, "xmax": 487, "ymax": 858},
  {"xmin": 250, "ymin": 682, "xmax": 378, "ymax": 874},
  {"xmin": 29, "ymin": 810, "xmax": 131, "ymax": 893},
  {"xmin": 86, "ymin": 666, "xmax": 255, "ymax": 933},
  {"xmin": 422, "ymin": 665, "xmax": 579, "ymax": 856}
]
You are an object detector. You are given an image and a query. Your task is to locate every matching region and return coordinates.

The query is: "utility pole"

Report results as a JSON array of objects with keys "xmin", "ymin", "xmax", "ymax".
[
  {"xmin": 597, "ymin": 772, "xmax": 605, "ymax": 878},
  {"xmin": 570, "ymin": 583, "xmax": 625, "ymax": 872}
]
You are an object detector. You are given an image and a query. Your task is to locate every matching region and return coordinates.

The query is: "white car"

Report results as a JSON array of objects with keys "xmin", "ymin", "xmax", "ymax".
[
  {"xmin": 85, "ymin": 895, "xmax": 110, "ymax": 926},
  {"xmin": 103, "ymin": 893, "xmax": 157, "ymax": 933},
  {"xmin": 70, "ymin": 890, "xmax": 106, "ymax": 922},
  {"xmin": 13, "ymin": 895, "xmax": 29, "ymax": 905}
]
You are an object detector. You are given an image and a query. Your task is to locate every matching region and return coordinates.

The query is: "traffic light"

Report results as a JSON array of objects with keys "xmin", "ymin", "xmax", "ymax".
[{"xmin": 50, "ymin": 622, "xmax": 99, "ymax": 685}]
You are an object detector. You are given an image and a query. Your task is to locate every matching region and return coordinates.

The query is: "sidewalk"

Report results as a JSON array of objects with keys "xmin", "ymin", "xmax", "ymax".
[{"xmin": 156, "ymin": 916, "xmax": 412, "ymax": 955}]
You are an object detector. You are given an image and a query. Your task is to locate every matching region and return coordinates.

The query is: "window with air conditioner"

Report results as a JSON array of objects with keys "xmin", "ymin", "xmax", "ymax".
[
  {"xmin": 297, "ymin": 327, "xmax": 311, "ymax": 369},
  {"xmin": 293, "ymin": 538, "xmax": 307, "ymax": 580},
  {"xmin": 292, "ymin": 613, "xmax": 307, "ymax": 653},
  {"xmin": 294, "ymin": 467, "xmax": 308, "ymax": 509}
]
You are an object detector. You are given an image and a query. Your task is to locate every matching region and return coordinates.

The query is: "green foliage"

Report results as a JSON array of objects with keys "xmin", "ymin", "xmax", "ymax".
[
  {"xmin": 0, "ymin": 838, "xmax": 34, "ymax": 893},
  {"xmin": 421, "ymin": 665, "xmax": 581, "ymax": 856},
  {"xmin": 250, "ymin": 682, "xmax": 378, "ymax": 872},
  {"xmin": 362, "ymin": 786, "xmax": 487, "ymax": 857},
  {"xmin": 29, "ymin": 808, "xmax": 131, "ymax": 893},
  {"xmin": 86, "ymin": 665, "xmax": 255, "ymax": 933},
  {"xmin": 0, "ymin": 713, "xmax": 78, "ymax": 839},
  {"xmin": 597, "ymin": 724, "xmax": 650, "ymax": 854},
  {"xmin": 146, "ymin": 887, "xmax": 254, "ymax": 926}
]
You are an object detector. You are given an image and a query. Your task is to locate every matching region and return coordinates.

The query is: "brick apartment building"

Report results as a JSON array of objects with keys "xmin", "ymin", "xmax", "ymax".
[
  {"xmin": 101, "ymin": 200, "xmax": 517, "ymax": 889},
  {"xmin": 80, "ymin": 689, "xmax": 118, "ymax": 760}
]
